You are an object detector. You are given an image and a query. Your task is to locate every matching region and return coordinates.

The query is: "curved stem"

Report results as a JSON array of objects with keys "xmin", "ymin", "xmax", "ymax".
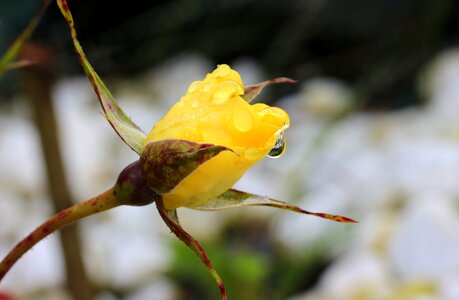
[
  {"xmin": 156, "ymin": 200, "xmax": 227, "ymax": 300},
  {"xmin": 0, "ymin": 187, "xmax": 121, "ymax": 282}
]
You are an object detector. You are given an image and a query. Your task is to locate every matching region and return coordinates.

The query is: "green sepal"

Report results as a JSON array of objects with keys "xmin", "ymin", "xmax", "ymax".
[
  {"xmin": 56, "ymin": 0, "xmax": 146, "ymax": 154},
  {"xmin": 194, "ymin": 189, "xmax": 357, "ymax": 223},
  {"xmin": 139, "ymin": 139, "xmax": 233, "ymax": 194},
  {"xmin": 243, "ymin": 77, "xmax": 297, "ymax": 103}
]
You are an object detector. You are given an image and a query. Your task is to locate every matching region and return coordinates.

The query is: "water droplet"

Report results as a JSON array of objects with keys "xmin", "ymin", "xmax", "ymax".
[
  {"xmin": 187, "ymin": 81, "xmax": 201, "ymax": 93},
  {"xmin": 175, "ymin": 101, "xmax": 185, "ymax": 109},
  {"xmin": 212, "ymin": 82, "xmax": 240, "ymax": 104},
  {"xmin": 244, "ymin": 148, "xmax": 261, "ymax": 160},
  {"xmin": 203, "ymin": 81, "xmax": 214, "ymax": 92},
  {"xmin": 213, "ymin": 64, "xmax": 230, "ymax": 77},
  {"xmin": 267, "ymin": 132, "xmax": 286, "ymax": 158},
  {"xmin": 212, "ymin": 93, "xmax": 228, "ymax": 104},
  {"xmin": 258, "ymin": 107, "xmax": 290, "ymax": 129},
  {"xmin": 191, "ymin": 99, "xmax": 200, "ymax": 108}
]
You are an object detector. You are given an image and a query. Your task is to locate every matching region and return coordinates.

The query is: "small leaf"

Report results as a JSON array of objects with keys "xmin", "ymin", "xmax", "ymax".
[
  {"xmin": 156, "ymin": 199, "xmax": 227, "ymax": 300},
  {"xmin": 195, "ymin": 189, "xmax": 357, "ymax": 223},
  {"xmin": 243, "ymin": 77, "xmax": 297, "ymax": 103},
  {"xmin": 0, "ymin": 60, "xmax": 34, "ymax": 72},
  {"xmin": 0, "ymin": 0, "xmax": 51, "ymax": 77},
  {"xmin": 56, "ymin": 0, "xmax": 146, "ymax": 154},
  {"xmin": 140, "ymin": 139, "xmax": 233, "ymax": 194}
]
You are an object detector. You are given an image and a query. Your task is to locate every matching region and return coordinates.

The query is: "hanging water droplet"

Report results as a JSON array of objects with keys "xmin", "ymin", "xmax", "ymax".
[{"xmin": 267, "ymin": 132, "xmax": 285, "ymax": 158}]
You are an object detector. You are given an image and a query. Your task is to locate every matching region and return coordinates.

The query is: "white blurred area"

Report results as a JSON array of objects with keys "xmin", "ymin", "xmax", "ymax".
[
  {"xmin": 2, "ymin": 49, "xmax": 459, "ymax": 299},
  {"xmin": 282, "ymin": 49, "xmax": 459, "ymax": 300}
]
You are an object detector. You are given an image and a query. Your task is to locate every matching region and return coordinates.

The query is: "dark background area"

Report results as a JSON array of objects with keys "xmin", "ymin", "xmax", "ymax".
[{"xmin": 1, "ymin": 0, "xmax": 459, "ymax": 109}]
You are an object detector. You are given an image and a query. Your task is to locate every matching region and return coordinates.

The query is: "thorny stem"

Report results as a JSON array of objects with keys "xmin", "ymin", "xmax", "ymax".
[
  {"xmin": 0, "ymin": 187, "xmax": 121, "ymax": 282},
  {"xmin": 156, "ymin": 200, "xmax": 227, "ymax": 300},
  {"xmin": 0, "ymin": 160, "xmax": 155, "ymax": 285}
]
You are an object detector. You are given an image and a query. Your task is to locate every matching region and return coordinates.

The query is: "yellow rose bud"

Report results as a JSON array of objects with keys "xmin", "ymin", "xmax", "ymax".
[{"xmin": 144, "ymin": 64, "xmax": 290, "ymax": 210}]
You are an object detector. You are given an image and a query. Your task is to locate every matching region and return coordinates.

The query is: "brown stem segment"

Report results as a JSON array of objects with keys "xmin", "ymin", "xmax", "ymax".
[
  {"xmin": 0, "ymin": 187, "xmax": 121, "ymax": 282},
  {"xmin": 156, "ymin": 200, "xmax": 227, "ymax": 300}
]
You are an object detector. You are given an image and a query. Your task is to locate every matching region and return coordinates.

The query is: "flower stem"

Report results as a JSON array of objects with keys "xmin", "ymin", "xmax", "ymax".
[
  {"xmin": 156, "ymin": 200, "xmax": 227, "ymax": 300},
  {"xmin": 0, "ymin": 187, "xmax": 121, "ymax": 282}
]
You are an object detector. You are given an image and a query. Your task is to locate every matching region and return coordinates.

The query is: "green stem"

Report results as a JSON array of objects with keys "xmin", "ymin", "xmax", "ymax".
[{"xmin": 0, "ymin": 187, "xmax": 121, "ymax": 282}]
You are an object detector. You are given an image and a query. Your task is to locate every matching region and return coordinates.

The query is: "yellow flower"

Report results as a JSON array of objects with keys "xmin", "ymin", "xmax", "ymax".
[{"xmin": 145, "ymin": 64, "xmax": 290, "ymax": 210}]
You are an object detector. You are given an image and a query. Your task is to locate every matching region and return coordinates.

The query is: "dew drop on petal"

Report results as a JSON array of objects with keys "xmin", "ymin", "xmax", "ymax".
[
  {"xmin": 191, "ymin": 99, "xmax": 200, "ymax": 108},
  {"xmin": 258, "ymin": 107, "xmax": 290, "ymax": 128},
  {"xmin": 203, "ymin": 81, "xmax": 214, "ymax": 92},
  {"xmin": 175, "ymin": 100, "xmax": 185, "ymax": 109},
  {"xmin": 244, "ymin": 148, "xmax": 261, "ymax": 160},
  {"xmin": 267, "ymin": 132, "xmax": 286, "ymax": 158},
  {"xmin": 212, "ymin": 81, "xmax": 240, "ymax": 104},
  {"xmin": 212, "ymin": 93, "xmax": 228, "ymax": 104},
  {"xmin": 188, "ymin": 81, "xmax": 201, "ymax": 93},
  {"xmin": 213, "ymin": 64, "xmax": 231, "ymax": 77}
]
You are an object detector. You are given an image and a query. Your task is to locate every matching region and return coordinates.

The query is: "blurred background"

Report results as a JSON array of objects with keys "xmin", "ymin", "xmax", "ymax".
[{"xmin": 1, "ymin": 0, "xmax": 459, "ymax": 299}]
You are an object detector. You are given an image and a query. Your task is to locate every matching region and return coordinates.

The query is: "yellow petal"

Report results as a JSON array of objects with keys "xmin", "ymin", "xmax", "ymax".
[{"xmin": 144, "ymin": 64, "xmax": 290, "ymax": 209}]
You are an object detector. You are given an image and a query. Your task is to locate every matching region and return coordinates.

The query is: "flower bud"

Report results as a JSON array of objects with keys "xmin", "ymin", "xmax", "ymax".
[
  {"xmin": 115, "ymin": 161, "xmax": 157, "ymax": 206},
  {"xmin": 139, "ymin": 139, "xmax": 232, "ymax": 195},
  {"xmin": 144, "ymin": 64, "xmax": 290, "ymax": 210}
]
